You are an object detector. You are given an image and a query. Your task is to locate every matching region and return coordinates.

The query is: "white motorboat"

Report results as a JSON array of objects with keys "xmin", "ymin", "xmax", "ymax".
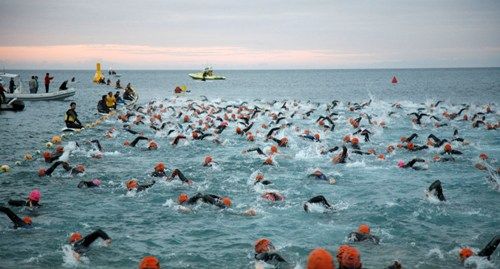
[{"xmin": 1, "ymin": 73, "xmax": 76, "ymax": 101}]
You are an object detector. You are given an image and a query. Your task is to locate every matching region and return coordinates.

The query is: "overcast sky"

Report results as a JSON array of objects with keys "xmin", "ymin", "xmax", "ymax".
[{"xmin": 0, "ymin": 0, "xmax": 499, "ymax": 69}]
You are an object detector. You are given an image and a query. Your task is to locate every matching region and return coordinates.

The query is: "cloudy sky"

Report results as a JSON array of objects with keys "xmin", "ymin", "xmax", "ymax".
[{"xmin": 0, "ymin": 0, "xmax": 499, "ymax": 69}]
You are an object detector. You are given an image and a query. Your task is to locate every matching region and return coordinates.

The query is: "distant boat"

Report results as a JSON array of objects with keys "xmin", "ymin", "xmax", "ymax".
[
  {"xmin": 1, "ymin": 73, "xmax": 75, "ymax": 101},
  {"xmin": 391, "ymin": 76, "xmax": 398, "ymax": 84},
  {"xmin": 189, "ymin": 67, "xmax": 225, "ymax": 81}
]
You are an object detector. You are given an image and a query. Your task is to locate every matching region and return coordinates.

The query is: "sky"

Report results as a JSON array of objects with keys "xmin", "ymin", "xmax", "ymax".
[{"xmin": 0, "ymin": 0, "xmax": 499, "ymax": 69}]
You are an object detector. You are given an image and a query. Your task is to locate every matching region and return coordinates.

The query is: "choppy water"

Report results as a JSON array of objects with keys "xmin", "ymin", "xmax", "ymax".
[{"xmin": 0, "ymin": 68, "xmax": 499, "ymax": 269}]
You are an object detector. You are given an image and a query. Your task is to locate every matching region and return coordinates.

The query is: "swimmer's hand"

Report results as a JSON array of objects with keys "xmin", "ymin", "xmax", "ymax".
[
  {"xmin": 73, "ymin": 251, "xmax": 81, "ymax": 261},
  {"xmin": 329, "ymin": 178, "xmax": 337, "ymax": 185},
  {"xmin": 243, "ymin": 208, "xmax": 257, "ymax": 216},
  {"xmin": 104, "ymin": 239, "xmax": 112, "ymax": 246},
  {"xmin": 178, "ymin": 205, "xmax": 192, "ymax": 213}
]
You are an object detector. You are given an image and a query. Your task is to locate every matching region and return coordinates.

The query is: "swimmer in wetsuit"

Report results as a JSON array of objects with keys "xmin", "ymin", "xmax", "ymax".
[
  {"xmin": 168, "ymin": 169, "xmax": 192, "ymax": 184},
  {"xmin": 459, "ymin": 235, "xmax": 500, "ymax": 262},
  {"xmin": 150, "ymin": 162, "xmax": 167, "ymax": 177},
  {"xmin": 0, "ymin": 206, "xmax": 32, "ymax": 229},
  {"xmin": 254, "ymin": 173, "xmax": 272, "ymax": 185},
  {"xmin": 348, "ymin": 224, "xmax": 380, "ymax": 244},
  {"xmin": 8, "ymin": 189, "xmax": 41, "ymax": 208},
  {"xmin": 254, "ymin": 238, "xmax": 289, "ymax": 268},
  {"xmin": 333, "ymin": 146, "xmax": 348, "ymax": 164},
  {"xmin": 178, "ymin": 193, "xmax": 231, "ymax": 208},
  {"xmin": 398, "ymin": 158, "xmax": 426, "ymax": 170},
  {"xmin": 38, "ymin": 161, "xmax": 85, "ymax": 177},
  {"xmin": 126, "ymin": 179, "xmax": 156, "ymax": 192},
  {"xmin": 303, "ymin": 195, "xmax": 333, "ymax": 212},
  {"xmin": 69, "ymin": 229, "xmax": 111, "ymax": 259},
  {"xmin": 441, "ymin": 144, "xmax": 463, "ymax": 155},
  {"xmin": 427, "ymin": 180, "xmax": 446, "ymax": 201},
  {"xmin": 78, "ymin": 179, "xmax": 101, "ymax": 188}
]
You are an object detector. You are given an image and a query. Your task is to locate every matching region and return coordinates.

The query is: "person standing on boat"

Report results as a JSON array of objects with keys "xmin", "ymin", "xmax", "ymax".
[
  {"xmin": 34, "ymin": 76, "xmax": 39, "ymax": 93},
  {"xmin": 44, "ymin": 73, "xmax": 54, "ymax": 93},
  {"xmin": 29, "ymin": 76, "xmax": 36, "ymax": 93},
  {"xmin": 65, "ymin": 102, "xmax": 83, "ymax": 129},
  {"xmin": 0, "ymin": 83, "xmax": 6, "ymax": 103},
  {"xmin": 59, "ymin": 80, "xmax": 69, "ymax": 91},
  {"xmin": 105, "ymin": 91, "xmax": 116, "ymax": 110},
  {"xmin": 9, "ymin": 78, "xmax": 15, "ymax": 93}
]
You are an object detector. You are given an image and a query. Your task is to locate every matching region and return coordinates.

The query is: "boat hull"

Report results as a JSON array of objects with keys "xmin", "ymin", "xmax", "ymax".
[
  {"xmin": 188, "ymin": 73, "xmax": 225, "ymax": 80},
  {"xmin": 5, "ymin": 89, "xmax": 76, "ymax": 101}
]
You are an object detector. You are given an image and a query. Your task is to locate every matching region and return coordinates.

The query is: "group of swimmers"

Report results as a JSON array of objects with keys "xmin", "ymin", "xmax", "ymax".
[{"xmin": 2, "ymin": 93, "xmax": 499, "ymax": 268}]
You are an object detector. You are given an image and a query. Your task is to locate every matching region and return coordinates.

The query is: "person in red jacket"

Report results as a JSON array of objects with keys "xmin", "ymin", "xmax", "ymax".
[{"xmin": 44, "ymin": 73, "xmax": 54, "ymax": 93}]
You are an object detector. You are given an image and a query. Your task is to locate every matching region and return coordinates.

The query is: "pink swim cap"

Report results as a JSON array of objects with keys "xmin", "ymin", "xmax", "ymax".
[
  {"xmin": 28, "ymin": 189, "xmax": 41, "ymax": 202},
  {"xmin": 397, "ymin": 160, "xmax": 405, "ymax": 168},
  {"xmin": 92, "ymin": 179, "xmax": 102, "ymax": 186}
]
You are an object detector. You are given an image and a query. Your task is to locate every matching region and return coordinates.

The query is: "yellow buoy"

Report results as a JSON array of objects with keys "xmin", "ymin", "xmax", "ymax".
[
  {"xmin": 93, "ymin": 63, "xmax": 104, "ymax": 83},
  {"xmin": 24, "ymin": 153, "xmax": 33, "ymax": 161},
  {"xmin": 46, "ymin": 142, "xmax": 53, "ymax": 148},
  {"xmin": 51, "ymin": 135, "xmax": 62, "ymax": 144},
  {"xmin": 0, "ymin": 164, "xmax": 10, "ymax": 173}
]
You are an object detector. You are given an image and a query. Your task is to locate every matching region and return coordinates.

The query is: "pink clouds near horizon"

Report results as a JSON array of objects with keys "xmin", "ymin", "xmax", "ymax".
[{"xmin": 0, "ymin": 44, "xmax": 374, "ymax": 69}]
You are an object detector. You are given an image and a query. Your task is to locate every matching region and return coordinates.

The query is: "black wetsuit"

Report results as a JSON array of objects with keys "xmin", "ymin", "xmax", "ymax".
[
  {"xmin": 0, "ymin": 206, "xmax": 31, "ymax": 229},
  {"xmin": 427, "ymin": 134, "xmax": 448, "ymax": 147},
  {"xmin": 308, "ymin": 173, "xmax": 328, "ymax": 181},
  {"xmin": 304, "ymin": 195, "xmax": 332, "ymax": 212},
  {"xmin": 477, "ymin": 235, "xmax": 500, "ymax": 259},
  {"xmin": 65, "ymin": 109, "xmax": 83, "ymax": 129},
  {"xmin": 72, "ymin": 229, "xmax": 111, "ymax": 254},
  {"xmin": 151, "ymin": 170, "xmax": 167, "ymax": 177},
  {"xmin": 441, "ymin": 149, "xmax": 463, "ymax": 155},
  {"xmin": 170, "ymin": 169, "xmax": 190, "ymax": 183},
  {"xmin": 428, "ymin": 180, "xmax": 446, "ymax": 201},
  {"xmin": 136, "ymin": 181, "xmax": 156, "ymax": 192},
  {"xmin": 402, "ymin": 158, "xmax": 426, "ymax": 169},
  {"xmin": 321, "ymin": 146, "xmax": 339, "ymax": 155},
  {"xmin": 183, "ymin": 193, "xmax": 227, "ymax": 208},
  {"xmin": 45, "ymin": 161, "xmax": 72, "ymax": 176},
  {"xmin": 130, "ymin": 136, "xmax": 149, "ymax": 147},
  {"xmin": 245, "ymin": 147, "xmax": 266, "ymax": 156},
  {"xmin": 255, "ymin": 179, "xmax": 272, "ymax": 185},
  {"xmin": 97, "ymin": 100, "xmax": 110, "ymax": 114},
  {"xmin": 348, "ymin": 231, "xmax": 380, "ymax": 244},
  {"xmin": 336, "ymin": 146, "xmax": 348, "ymax": 163},
  {"xmin": 8, "ymin": 199, "xmax": 40, "ymax": 207},
  {"xmin": 255, "ymin": 252, "xmax": 288, "ymax": 268},
  {"xmin": 78, "ymin": 181, "xmax": 100, "ymax": 188}
]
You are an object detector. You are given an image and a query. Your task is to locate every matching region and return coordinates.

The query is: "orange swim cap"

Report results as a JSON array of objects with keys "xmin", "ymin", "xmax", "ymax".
[
  {"xmin": 318, "ymin": 120, "xmax": 325, "ymax": 126},
  {"xmin": 204, "ymin": 155, "xmax": 213, "ymax": 165},
  {"xmin": 479, "ymin": 153, "xmax": 488, "ymax": 160},
  {"xmin": 358, "ymin": 224, "xmax": 370, "ymax": 235},
  {"xmin": 459, "ymin": 247, "xmax": 474, "ymax": 262},
  {"xmin": 154, "ymin": 162, "xmax": 165, "ymax": 172},
  {"xmin": 236, "ymin": 127, "xmax": 242, "ymax": 134},
  {"xmin": 148, "ymin": 141, "xmax": 158, "ymax": 150},
  {"xmin": 124, "ymin": 140, "xmax": 130, "ymax": 146},
  {"xmin": 23, "ymin": 216, "xmax": 32, "ymax": 225},
  {"xmin": 126, "ymin": 179, "xmax": 138, "ymax": 190},
  {"xmin": 343, "ymin": 135, "xmax": 351, "ymax": 143},
  {"xmin": 75, "ymin": 164, "xmax": 85, "ymax": 173},
  {"xmin": 407, "ymin": 142, "xmax": 414, "ymax": 150},
  {"xmin": 255, "ymin": 173, "xmax": 264, "ymax": 181},
  {"xmin": 444, "ymin": 143, "xmax": 452, "ymax": 152},
  {"xmin": 222, "ymin": 197, "xmax": 232, "ymax": 207},
  {"xmin": 42, "ymin": 151, "xmax": 52, "ymax": 161},
  {"xmin": 307, "ymin": 248, "xmax": 335, "ymax": 269},
  {"xmin": 56, "ymin": 146, "xmax": 64, "ymax": 153},
  {"xmin": 38, "ymin": 168, "xmax": 46, "ymax": 177},
  {"xmin": 351, "ymin": 137, "xmax": 359, "ymax": 145},
  {"xmin": 336, "ymin": 245, "xmax": 351, "ymax": 265},
  {"xmin": 139, "ymin": 256, "xmax": 160, "ymax": 269},
  {"xmin": 192, "ymin": 131, "xmax": 199, "ymax": 139},
  {"xmin": 183, "ymin": 115, "xmax": 190, "ymax": 122},
  {"xmin": 247, "ymin": 134, "xmax": 255, "ymax": 141},
  {"xmin": 377, "ymin": 154, "xmax": 385, "ymax": 160},
  {"xmin": 314, "ymin": 134, "xmax": 320, "ymax": 140},
  {"xmin": 340, "ymin": 247, "xmax": 362, "ymax": 269},
  {"xmin": 270, "ymin": 145, "xmax": 278, "ymax": 154},
  {"xmin": 69, "ymin": 232, "xmax": 83, "ymax": 243},
  {"xmin": 264, "ymin": 157, "xmax": 273, "ymax": 165},
  {"xmin": 255, "ymin": 238, "xmax": 272, "ymax": 254},
  {"xmin": 279, "ymin": 137, "xmax": 288, "ymax": 146},
  {"xmin": 178, "ymin": 193, "xmax": 188, "ymax": 204}
]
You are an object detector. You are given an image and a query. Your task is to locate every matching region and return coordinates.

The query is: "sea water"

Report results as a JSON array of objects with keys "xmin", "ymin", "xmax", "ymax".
[{"xmin": 0, "ymin": 68, "xmax": 499, "ymax": 268}]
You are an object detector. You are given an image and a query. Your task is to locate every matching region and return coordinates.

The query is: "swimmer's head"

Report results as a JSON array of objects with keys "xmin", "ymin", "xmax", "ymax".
[
  {"xmin": 387, "ymin": 145, "xmax": 395, "ymax": 153},
  {"xmin": 74, "ymin": 164, "xmax": 85, "ymax": 173},
  {"xmin": 126, "ymin": 179, "xmax": 138, "ymax": 190},
  {"xmin": 270, "ymin": 145, "xmax": 278, "ymax": 154},
  {"xmin": 92, "ymin": 179, "xmax": 102, "ymax": 186},
  {"xmin": 264, "ymin": 157, "xmax": 273, "ymax": 165},
  {"xmin": 406, "ymin": 142, "xmax": 414, "ymax": 151},
  {"xmin": 400, "ymin": 137, "xmax": 407, "ymax": 142},
  {"xmin": 222, "ymin": 197, "xmax": 232, "ymax": 207},
  {"xmin": 307, "ymin": 248, "xmax": 335, "ymax": 269},
  {"xmin": 178, "ymin": 193, "xmax": 188, "ymax": 204},
  {"xmin": 479, "ymin": 153, "xmax": 488, "ymax": 160},
  {"xmin": 42, "ymin": 151, "xmax": 52, "ymax": 162},
  {"xmin": 367, "ymin": 149, "xmax": 375, "ymax": 155},
  {"xmin": 183, "ymin": 115, "xmax": 190, "ymax": 122},
  {"xmin": 148, "ymin": 141, "xmax": 158, "ymax": 150},
  {"xmin": 191, "ymin": 131, "xmax": 199, "ymax": 139},
  {"xmin": 358, "ymin": 224, "xmax": 370, "ymax": 235},
  {"xmin": 123, "ymin": 140, "xmax": 130, "ymax": 146},
  {"xmin": 51, "ymin": 135, "xmax": 62, "ymax": 144},
  {"xmin": 247, "ymin": 133, "xmax": 255, "ymax": 141},
  {"xmin": 343, "ymin": 135, "xmax": 351, "ymax": 143},
  {"xmin": 23, "ymin": 216, "xmax": 32, "ymax": 225},
  {"xmin": 139, "ymin": 256, "xmax": 160, "ymax": 269},
  {"xmin": 397, "ymin": 160, "xmax": 405, "ymax": 168},
  {"xmin": 56, "ymin": 146, "xmax": 64, "ymax": 153},
  {"xmin": 318, "ymin": 120, "xmax": 325, "ymax": 126},
  {"xmin": 255, "ymin": 238, "xmax": 274, "ymax": 254},
  {"xmin": 236, "ymin": 127, "xmax": 242, "ymax": 134},
  {"xmin": 340, "ymin": 247, "xmax": 362, "ymax": 269},
  {"xmin": 314, "ymin": 133, "xmax": 320, "ymax": 141},
  {"xmin": 255, "ymin": 173, "xmax": 264, "ymax": 182},
  {"xmin": 38, "ymin": 168, "xmax": 46, "ymax": 177},
  {"xmin": 336, "ymin": 245, "xmax": 351, "ymax": 266},
  {"xmin": 377, "ymin": 154, "xmax": 385, "ymax": 160},
  {"xmin": 279, "ymin": 137, "xmax": 288, "ymax": 147},
  {"xmin": 69, "ymin": 232, "xmax": 82, "ymax": 243},
  {"xmin": 444, "ymin": 143, "xmax": 452, "ymax": 153},
  {"xmin": 203, "ymin": 155, "xmax": 213, "ymax": 165},
  {"xmin": 28, "ymin": 189, "xmax": 41, "ymax": 202},
  {"xmin": 459, "ymin": 247, "xmax": 474, "ymax": 263},
  {"xmin": 154, "ymin": 162, "xmax": 165, "ymax": 172}
]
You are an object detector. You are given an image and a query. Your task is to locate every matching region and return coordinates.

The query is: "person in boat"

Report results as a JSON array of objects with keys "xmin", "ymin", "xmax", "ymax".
[
  {"xmin": 44, "ymin": 73, "xmax": 54, "ymax": 93},
  {"xmin": 115, "ymin": 79, "xmax": 122, "ymax": 89},
  {"xmin": 0, "ymin": 206, "xmax": 32, "ymax": 229},
  {"xmin": 0, "ymin": 83, "xmax": 6, "ymax": 103},
  {"xmin": 105, "ymin": 91, "xmax": 116, "ymax": 110},
  {"xmin": 59, "ymin": 80, "xmax": 69, "ymax": 91},
  {"xmin": 71, "ymin": 77, "xmax": 75, "ymax": 82},
  {"xmin": 114, "ymin": 91, "xmax": 123, "ymax": 104},
  {"xmin": 68, "ymin": 229, "xmax": 111, "ymax": 259},
  {"xmin": 97, "ymin": 95, "xmax": 110, "ymax": 114},
  {"xmin": 65, "ymin": 102, "xmax": 83, "ymax": 129},
  {"xmin": 106, "ymin": 78, "xmax": 111, "ymax": 85},
  {"xmin": 202, "ymin": 69, "xmax": 209, "ymax": 81},
  {"xmin": 9, "ymin": 77, "xmax": 15, "ymax": 93},
  {"xmin": 124, "ymin": 86, "xmax": 134, "ymax": 101},
  {"xmin": 29, "ymin": 76, "xmax": 36, "ymax": 93},
  {"xmin": 34, "ymin": 76, "xmax": 39, "ymax": 93}
]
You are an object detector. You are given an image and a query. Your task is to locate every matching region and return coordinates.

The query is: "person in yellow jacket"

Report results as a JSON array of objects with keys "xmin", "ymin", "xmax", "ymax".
[
  {"xmin": 65, "ymin": 102, "xmax": 83, "ymax": 129},
  {"xmin": 105, "ymin": 91, "xmax": 116, "ymax": 109}
]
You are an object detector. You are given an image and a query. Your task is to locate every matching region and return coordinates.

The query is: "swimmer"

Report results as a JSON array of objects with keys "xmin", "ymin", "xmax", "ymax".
[
  {"xmin": 387, "ymin": 261, "xmax": 403, "ymax": 269},
  {"xmin": 271, "ymin": 137, "xmax": 288, "ymax": 147},
  {"xmin": 397, "ymin": 158, "xmax": 426, "ymax": 170},
  {"xmin": 8, "ymin": 189, "xmax": 41, "ymax": 208},
  {"xmin": 151, "ymin": 162, "xmax": 167, "ymax": 177},
  {"xmin": 300, "ymin": 133, "xmax": 321, "ymax": 142},
  {"xmin": 441, "ymin": 144, "xmax": 463, "ymax": 155},
  {"xmin": 129, "ymin": 136, "xmax": 149, "ymax": 147},
  {"xmin": 459, "ymin": 235, "xmax": 500, "ymax": 263},
  {"xmin": 336, "ymin": 245, "xmax": 362, "ymax": 269},
  {"xmin": 307, "ymin": 248, "xmax": 335, "ymax": 269},
  {"xmin": 303, "ymin": 195, "xmax": 333, "ymax": 212},
  {"xmin": 426, "ymin": 180, "xmax": 446, "ymax": 201},
  {"xmin": 254, "ymin": 173, "xmax": 272, "ymax": 185},
  {"xmin": 261, "ymin": 191, "xmax": 285, "ymax": 202},
  {"xmin": 172, "ymin": 134, "xmax": 187, "ymax": 145},
  {"xmin": 254, "ymin": 238, "xmax": 289, "ymax": 268},
  {"xmin": 168, "ymin": 169, "xmax": 193, "ymax": 184},
  {"xmin": 320, "ymin": 146, "xmax": 339, "ymax": 155},
  {"xmin": 307, "ymin": 170, "xmax": 336, "ymax": 184},
  {"xmin": 353, "ymin": 129, "xmax": 372, "ymax": 142},
  {"xmin": 126, "ymin": 179, "xmax": 156, "ymax": 192},
  {"xmin": 177, "ymin": 193, "xmax": 231, "ymax": 208},
  {"xmin": 139, "ymin": 256, "xmax": 160, "ymax": 269},
  {"xmin": 77, "ymin": 179, "xmax": 101, "ymax": 188},
  {"xmin": 348, "ymin": 224, "xmax": 380, "ymax": 244},
  {"xmin": 408, "ymin": 112, "xmax": 429, "ymax": 125},
  {"xmin": 427, "ymin": 134, "xmax": 449, "ymax": 147},
  {"xmin": 0, "ymin": 206, "xmax": 32, "ymax": 229},
  {"xmin": 203, "ymin": 155, "xmax": 215, "ymax": 167},
  {"xmin": 68, "ymin": 229, "xmax": 111, "ymax": 259},
  {"xmin": 243, "ymin": 147, "xmax": 266, "ymax": 156},
  {"xmin": 333, "ymin": 146, "xmax": 348, "ymax": 164},
  {"xmin": 38, "ymin": 161, "xmax": 85, "ymax": 177}
]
